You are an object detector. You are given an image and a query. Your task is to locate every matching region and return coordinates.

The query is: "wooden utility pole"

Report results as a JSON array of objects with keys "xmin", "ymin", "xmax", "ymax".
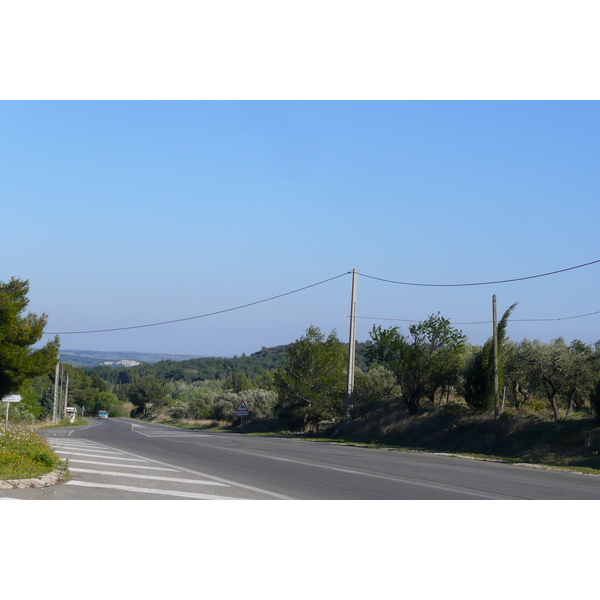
[
  {"xmin": 345, "ymin": 269, "xmax": 358, "ymax": 422},
  {"xmin": 493, "ymin": 295, "xmax": 499, "ymax": 418},
  {"xmin": 63, "ymin": 372, "xmax": 69, "ymax": 419},
  {"xmin": 52, "ymin": 362, "xmax": 60, "ymax": 425}
]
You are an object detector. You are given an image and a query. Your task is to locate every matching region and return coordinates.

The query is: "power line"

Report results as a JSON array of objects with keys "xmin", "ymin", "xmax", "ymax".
[
  {"xmin": 353, "ymin": 308, "xmax": 600, "ymax": 326},
  {"xmin": 42, "ymin": 257, "xmax": 600, "ymax": 336},
  {"xmin": 45, "ymin": 272, "xmax": 351, "ymax": 335},
  {"xmin": 359, "ymin": 258, "xmax": 600, "ymax": 287}
]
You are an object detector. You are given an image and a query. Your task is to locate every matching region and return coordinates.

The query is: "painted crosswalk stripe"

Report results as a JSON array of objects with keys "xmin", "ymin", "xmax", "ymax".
[
  {"xmin": 69, "ymin": 468, "xmax": 229, "ymax": 486},
  {"xmin": 66, "ymin": 480, "xmax": 242, "ymax": 499},
  {"xmin": 53, "ymin": 447, "xmax": 124, "ymax": 455},
  {"xmin": 67, "ymin": 459, "xmax": 179, "ymax": 471},
  {"xmin": 57, "ymin": 452, "xmax": 148, "ymax": 461}
]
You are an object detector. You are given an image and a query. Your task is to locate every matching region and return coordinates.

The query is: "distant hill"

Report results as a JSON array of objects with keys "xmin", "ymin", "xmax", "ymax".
[
  {"xmin": 80, "ymin": 342, "xmax": 371, "ymax": 385},
  {"xmin": 60, "ymin": 350, "xmax": 203, "ymax": 368}
]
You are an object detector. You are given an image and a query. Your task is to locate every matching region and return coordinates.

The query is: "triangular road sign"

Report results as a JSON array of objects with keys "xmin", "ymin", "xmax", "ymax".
[{"xmin": 235, "ymin": 400, "xmax": 250, "ymax": 414}]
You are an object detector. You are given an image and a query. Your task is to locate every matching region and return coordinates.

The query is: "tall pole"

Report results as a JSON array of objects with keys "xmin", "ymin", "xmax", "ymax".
[
  {"xmin": 345, "ymin": 268, "xmax": 358, "ymax": 422},
  {"xmin": 493, "ymin": 294, "xmax": 499, "ymax": 418},
  {"xmin": 64, "ymin": 372, "xmax": 69, "ymax": 419},
  {"xmin": 52, "ymin": 362, "xmax": 60, "ymax": 425}
]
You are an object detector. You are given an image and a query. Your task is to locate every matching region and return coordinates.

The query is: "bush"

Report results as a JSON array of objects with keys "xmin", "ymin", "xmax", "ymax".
[
  {"xmin": 215, "ymin": 389, "xmax": 278, "ymax": 421},
  {"xmin": 0, "ymin": 424, "xmax": 61, "ymax": 479}
]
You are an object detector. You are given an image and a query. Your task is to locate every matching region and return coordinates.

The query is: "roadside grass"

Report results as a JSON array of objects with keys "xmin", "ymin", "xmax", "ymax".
[
  {"xmin": 158, "ymin": 418, "xmax": 233, "ymax": 432},
  {"xmin": 335, "ymin": 403, "xmax": 600, "ymax": 474},
  {"xmin": 0, "ymin": 424, "xmax": 63, "ymax": 480},
  {"xmin": 39, "ymin": 416, "xmax": 88, "ymax": 429}
]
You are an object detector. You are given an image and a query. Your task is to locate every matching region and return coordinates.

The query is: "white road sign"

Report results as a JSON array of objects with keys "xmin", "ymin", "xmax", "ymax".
[{"xmin": 2, "ymin": 394, "xmax": 22, "ymax": 403}]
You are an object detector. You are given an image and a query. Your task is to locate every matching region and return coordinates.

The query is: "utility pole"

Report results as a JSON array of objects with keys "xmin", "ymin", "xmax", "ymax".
[
  {"xmin": 345, "ymin": 268, "xmax": 358, "ymax": 422},
  {"xmin": 493, "ymin": 294, "xmax": 499, "ymax": 418},
  {"xmin": 63, "ymin": 371, "xmax": 69, "ymax": 419},
  {"xmin": 52, "ymin": 362, "xmax": 60, "ymax": 425}
]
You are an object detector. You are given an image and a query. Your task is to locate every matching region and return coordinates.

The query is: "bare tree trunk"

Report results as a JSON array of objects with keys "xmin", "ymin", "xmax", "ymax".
[{"xmin": 549, "ymin": 396, "xmax": 561, "ymax": 420}]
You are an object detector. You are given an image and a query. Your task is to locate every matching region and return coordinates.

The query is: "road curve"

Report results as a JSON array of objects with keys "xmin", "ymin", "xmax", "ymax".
[{"xmin": 2, "ymin": 416, "xmax": 600, "ymax": 500}]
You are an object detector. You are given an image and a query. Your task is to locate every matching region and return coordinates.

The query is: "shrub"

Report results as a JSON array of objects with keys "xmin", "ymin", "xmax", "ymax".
[
  {"xmin": 0, "ymin": 424, "xmax": 61, "ymax": 479},
  {"xmin": 215, "ymin": 389, "xmax": 278, "ymax": 421}
]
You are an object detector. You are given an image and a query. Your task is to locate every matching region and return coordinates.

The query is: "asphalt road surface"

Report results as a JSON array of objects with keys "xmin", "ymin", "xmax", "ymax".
[{"xmin": 3, "ymin": 416, "xmax": 600, "ymax": 499}]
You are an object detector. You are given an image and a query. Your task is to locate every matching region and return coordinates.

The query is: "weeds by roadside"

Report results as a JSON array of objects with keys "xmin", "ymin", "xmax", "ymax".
[
  {"xmin": 0, "ymin": 424, "xmax": 62, "ymax": 480},
  {"xmin": 39, "ymin": 416, "xmax": 88, "ymax": 429}
]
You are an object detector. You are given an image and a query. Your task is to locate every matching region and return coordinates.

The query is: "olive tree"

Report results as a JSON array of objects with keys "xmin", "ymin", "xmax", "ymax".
[{"xmin": 366, "ymin": 314, "xmax": 466, "ymax": 415}]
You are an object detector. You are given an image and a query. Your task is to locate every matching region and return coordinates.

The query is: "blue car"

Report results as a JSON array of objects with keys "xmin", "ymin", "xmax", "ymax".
[{"xmin": 98, "ymin": 410, "xmax": 109, "ymax": 419}]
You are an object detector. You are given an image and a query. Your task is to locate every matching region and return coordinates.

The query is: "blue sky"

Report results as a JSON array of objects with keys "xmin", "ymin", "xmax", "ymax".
[{"xmin": 3, "ymin": 100, "xmax": 600, "ymax": 356}]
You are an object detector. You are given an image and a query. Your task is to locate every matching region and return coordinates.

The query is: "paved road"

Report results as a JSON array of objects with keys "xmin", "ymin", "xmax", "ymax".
[{"xmin": 2, "ymin": 416, "xmax": 600, "ymax": 499}]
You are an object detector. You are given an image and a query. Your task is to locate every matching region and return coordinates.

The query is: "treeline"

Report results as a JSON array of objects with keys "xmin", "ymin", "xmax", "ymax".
[
  {"xmin": 76, "ymin": 310, "xmax": 600, "ymax": 430},
  {"xmin": 4, "ymin": 273, "xmax": 600, "ymax": 432}
]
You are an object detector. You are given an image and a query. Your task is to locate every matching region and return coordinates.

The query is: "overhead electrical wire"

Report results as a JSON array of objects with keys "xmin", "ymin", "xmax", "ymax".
[
  {"xmin": 353, "ymin": 308, "xmax": 600, "ymax": 326},
  {"xmin": 45, "ymin": 271, "xmax": 351, "ymax": 335},
  {"xmin": 359, "ymin": 258, "xmax": 600, "ymax": 287},
  {"xmin": 43, "ymin": 257, "xmax": 600, "ymax": 335}
]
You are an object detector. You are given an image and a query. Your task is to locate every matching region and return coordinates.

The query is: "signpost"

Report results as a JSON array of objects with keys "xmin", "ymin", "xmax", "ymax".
[
  {"xmin": 2, "ymin": 394, "xmax": 22, "ymax": 430},
  {"xmin": 235, "ymin": 400, "xmax": 249, "ymax": 432}
]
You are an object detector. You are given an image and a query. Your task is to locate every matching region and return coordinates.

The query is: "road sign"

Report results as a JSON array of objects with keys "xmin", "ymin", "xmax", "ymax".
[
  {"xmin": 235, "ymin": 400, "xmax": 249, "ymax": 416},
  {"xmin": 3, "ymin": 395, "xmax": 23, "ymax": 430},
  {"xmin": 2, "ymin": 395, "xmax": 22, "ymax": 403}
]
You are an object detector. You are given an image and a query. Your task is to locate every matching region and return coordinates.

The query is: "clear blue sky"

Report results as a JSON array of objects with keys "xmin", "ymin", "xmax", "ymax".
[
  {"xmin": 3, "ymin": 100, "xmax": 600, "ymax": 356},
  {"xmin": 3, "ymin": 4, "xmax": 599, "ymax": 578}
]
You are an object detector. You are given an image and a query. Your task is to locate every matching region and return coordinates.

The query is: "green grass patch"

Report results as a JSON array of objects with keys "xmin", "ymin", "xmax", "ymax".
[
  {"xmin": 40, "ymin": 416, "xmax": 88, "ymax": 429},
  {"xmin": 0, "ymin": 424, "xmax": 62, "ymax": 480}
]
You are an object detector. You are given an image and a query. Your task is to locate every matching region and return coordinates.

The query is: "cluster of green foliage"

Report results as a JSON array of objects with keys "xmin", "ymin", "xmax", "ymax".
[
  {"xmin": 366, "ymin": 314, "xmax": 467, "ymax": 415},
  {"xmin": 274, "ymin": 325, "xmax": 347, "ymax": 429},
  {"xmin": 0, "ymin": 278, "xmax": 59, "ymax": 399},
  {"xmin": 88, "ymin": 346, "xmax": 290, "ymax": 386},
  {"xmin": 463, "ymin": 303, "xmax": 517, "ymax": 411},
  {"xmin": 0, "ymin": 424, "xmax": 60, "ymax": 480},
  {"xmin": 85, "ymin": 310, "xmax": 600, "ymax": 430}
]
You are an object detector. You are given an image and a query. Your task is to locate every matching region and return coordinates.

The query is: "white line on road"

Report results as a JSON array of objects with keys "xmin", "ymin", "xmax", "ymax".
[
  {"xmin": 69, "ymin": 468, "xmax": 229, "ymax": 486},
  {"xmin": 66, "ymin": 480, "xmax": 242, "ymax": 500},
  {"xmin": 57, "ymin": 452, "xmax": 148, "ymax": 461},
  {"xmin": 196, "ymin": 446, "xmax": 507, "ymax": 499},
  {"xmin": 67, "ymin": 459, "xmax": 179, "ymax": 471},
  {"xmin": 59, "ymin": 433, "xmax": 294, "ymax": 499},
  {"xmin": 133, "ymin": 431, "xmax": 212, "ymax": 438},
  {"xmin": 51, "ymin": 446, "xmax": 125, "ymax": 455}
]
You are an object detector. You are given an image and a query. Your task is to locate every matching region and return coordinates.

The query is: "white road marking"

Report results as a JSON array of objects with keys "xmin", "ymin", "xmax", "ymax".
[
  {"xmin": 66, "ymin": 480, "xmax": 242, "ymax": 499},
  {"xmin": 67, "ymin": 459, "xmax": 179, "ymax": 471},
  {"xmin": 196, "ymin": 445, "xmax": 506, "ymax": 499},
  {"xmin": 69, "ymin": 468, "xmax": 229, "ymax": 486},
  {"xmin": 133, "ymin": 431, "xmax": 212, "ymax": 438},
  {"xmin": 52, "ymin": 446, "xmax": 124, "ymax": 455},
  {"xmin": 49, "ymin": 430, "xmax": 294, "ymax": 499},
  {"xmin": 57, "ymin": 452, "xmax": 148, "ymax": 461}
]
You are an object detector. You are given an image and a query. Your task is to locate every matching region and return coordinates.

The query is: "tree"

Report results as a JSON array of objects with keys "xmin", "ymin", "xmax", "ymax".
[
  {"xmin": 503, "ymin": 341, "xmax": 532, "ymax": 409},
  {"xmin": 463, "ymin": 302, "xmax": 517, "ymax": 411},
  {"xmin": 352, "ymin": 365, "xmax": 398, "ymax": 418},
  {"xmin": 561, "ymin": 340, "xmax": 598, "ymax": 417},
  {"xmin": 214, "ymin": 389, "xmax": 278, "ymax": 421},
  {"xmin": 518, "ymin": 338, "xmax": 569, "ymax": 420},
  {"xmin": 589, "ymin": 377, "xmax": 600, "ymax": 422},
  {"xmin": 366, "ymin": 314, "xmax": 466, "ymax": 415},
  {"xmin": 274, "ymin": 325, "xmax": 347, "ymax": 429},
  {"xmin": 0, "ymin": 277, "xmax": 60, "ymax": 398},
  {"xmin": 127, "ymin": 375, "xmax": 169, "ymax": 414}
]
